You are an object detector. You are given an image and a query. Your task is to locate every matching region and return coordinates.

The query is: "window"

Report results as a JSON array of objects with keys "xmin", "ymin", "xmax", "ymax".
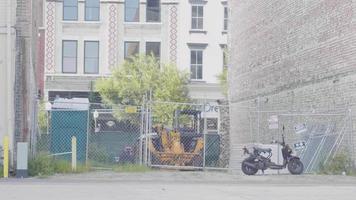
[
  {"xmin": 48, "ymin": 91, "xmax": 101, "ymax": 103},
  {"xmin": 223, "ymin": 50, "xmax": 228, "ymax": 69},
  {"xmin": 125, "ymin": 0, "xmax": 140, "ymax": 22},
  {"xmin": 63, "ymin": 0, "xmax": 78, "ymax": 21},
  {"xmin": 146, "ymin": 42, "xmax": 160, "ymax": 61},
  {"xmin": 191, "ymin": 5, "xmax": 204, "ymax": 30},
  {"xmin": 207, "ymin": 118, "xmax": 218, "ymax": 132},
  {"xmin": 85, "ymin": 0, "xmax": 100, "ymax": 21},
  {"xmin": 146, "ymin": 0, "xmax": 160, "ymax": 22},
  {"xmin": 124, "ymin": 42, "xmax": 140, "ymax": 59},
  {"xmin": 222, "ymin": 45, "xmax": 228, "ymax": 69},
  {"xmin": 84, "ymin": 41, "xmax": 99, "ymax": 74},
  {"xmin": 190, "ymin": 50, "xmax": 203, "ymax": 80},
  {"xmin": 62, "ymin": 40, "xmax": 77, "ymax": 73},
  {"xmin": 224, "ymin": 6, "xmax": 228, "ymax": 31}
]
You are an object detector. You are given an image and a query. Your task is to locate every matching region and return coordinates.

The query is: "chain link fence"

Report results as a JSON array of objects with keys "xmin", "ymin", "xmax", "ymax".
[
  {"xmin": 33, "ymin": 100, "xmax": 230, "ymax": 171},
  {"xmin": 145, "ymin": 101, "xmax": 229, "ymax": 170},
  {"xmin": 34, "ymin": 100, "xmax": 143, "ymax": 169},
  {"xmin": 240, "ymin": 108, "xmax": 354, "ymax": 174},
  {"xmin": 33, "ymin": 99, "xmax": 353, "ymax": 174}
]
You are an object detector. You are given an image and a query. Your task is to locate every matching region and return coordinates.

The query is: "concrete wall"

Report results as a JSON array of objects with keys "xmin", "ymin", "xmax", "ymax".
[
  {"xmin": 0, "ymin": 0, "xmax": 16, "ymax": 152},
  {"xmin": 229, "ymin": 0, "xmax": 356, "ymax": 172}
]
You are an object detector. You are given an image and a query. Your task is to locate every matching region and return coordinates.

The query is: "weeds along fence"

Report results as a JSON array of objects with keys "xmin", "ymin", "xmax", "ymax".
[{"xmin": 34, "ymin": 100, "xmax": 230, "ymax": 170}]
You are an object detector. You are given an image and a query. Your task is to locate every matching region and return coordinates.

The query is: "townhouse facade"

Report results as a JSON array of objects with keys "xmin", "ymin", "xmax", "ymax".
[{"xmin": 43, "ymin": 0, "xmax": 229, "ymax": 103}]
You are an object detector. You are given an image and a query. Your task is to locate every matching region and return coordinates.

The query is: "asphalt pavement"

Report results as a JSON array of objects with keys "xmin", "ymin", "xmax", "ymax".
[{"xmin": 0, "ymin": 171, "xmax": 355, "ymax": 200}]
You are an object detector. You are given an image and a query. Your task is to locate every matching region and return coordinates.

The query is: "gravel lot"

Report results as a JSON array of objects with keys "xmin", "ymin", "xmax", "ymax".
[{"xmin": 0, "ymin": 171, "xmax": 356, "ymax": 200}]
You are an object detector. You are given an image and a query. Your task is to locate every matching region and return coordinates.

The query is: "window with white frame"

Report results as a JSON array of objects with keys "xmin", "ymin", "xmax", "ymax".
[
  {"xmin": 146, "ymin": 42, "xmax": 161, "ymax": 61},
  {"xmin": 224, "ymin": 6, "xmax": 228, "ymax": 31},
  {"xmin": 223, "ymin": 50, "xmax": 228, "ymax": 69},
  {"xmin": 125, "ymin": 0, "xmax": 140, "ymax": 22},
  {"xmin": 124, "ymin": 41, "xmax": 140, "ymax": 59},
  {"xmin": 146, "ymin": 0, "xmax": 160, "ymax": 22},
  {"xmin": 63, "ymin": 0, "xmax": 78, "ymax": 21},
  {"xmin": 85, "ymin": 0, "xmax": 100, "ymax": 21},
  {"xmin": 191, "ymin": 5, "xmax": 204, "ymax": 30},
  {"xmin": 84, "ymin": 41, "xmax": 99, "ymax": 74},
  {"xmin": 221, "ymin": 45, "xmax": 228, "ymax": 69},
  {"xmin": 190, "ymin": 49, "xmax": 203, "ymax": 80},
  {"xmin": 62, "ymin": 40, "xmax": 77, "ymax": 73}
]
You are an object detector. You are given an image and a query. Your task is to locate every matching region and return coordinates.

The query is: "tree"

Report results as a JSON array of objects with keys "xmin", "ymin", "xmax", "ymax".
[
  {"xmin": 95, "ymin": 55, "xmax": 191, "ymax": 125},
  {"xmin": 218, "ymin": 46, "xmax": 229, "ymax": 97},
  {"xmin": 38, "ymin": 100, "xmax": 48, "ymax": 133},
  {"xmin": 217, "ymin": 67, "xmax": 228, "ymax": 97}
]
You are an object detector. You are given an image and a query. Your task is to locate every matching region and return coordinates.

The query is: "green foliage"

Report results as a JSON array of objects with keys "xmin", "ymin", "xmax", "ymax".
[
  {"xmin": 28, "ymin": 154, "xmax": 54, "ymax": 176},
  {"xmin": 113, "ymin": 164, "xmax": 152, "ymax": 173},
  {"xmin": 0, "ymin": 164, "xmax": 3, "ymax": 178},
  {"xmin": 319, "ymin": 152, "xmax": 355, "ymax": 175},
  {"xmin": 28, "ymin": 154, "xmax": 89, "ymax": 177},
  {"xmin": 217, "ymin": 68, "xmax": 228, "ymax": 97},
  {"xmin": 88, "ymin": 143, "xmax": 111, "ymax": 163},
  {"xmin": 95, "ymin": 55, "xmax": 191, "ymax": 124},
  {"xmin": 52, "ymin": 159, "xmax": 73, "ymax": 174},
  {"xmin": 38, "ymin": 101, "xmax": 48, "ymax": 133}
]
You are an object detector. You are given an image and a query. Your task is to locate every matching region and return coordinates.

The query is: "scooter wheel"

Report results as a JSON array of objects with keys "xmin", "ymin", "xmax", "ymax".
[
  {"xmin": 288, "ymin": 159, "xmax": 304, "ymax": 175},
  {"xmin": 241, "ymin": 161, "xmax": 258, "ymax": 175}
]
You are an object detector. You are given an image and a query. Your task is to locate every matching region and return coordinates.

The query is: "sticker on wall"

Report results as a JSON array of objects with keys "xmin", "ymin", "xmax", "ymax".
[
  {"xmin": 268, "ymin": 115, "xmax": 279, "ymax": 129},
  {"xmin": 294, "ymin": 141, "xmax": 306, "ymax": 150},
  {"xmin": 294, "ymin": 123, "xmax": 307, "ymax": 134}
]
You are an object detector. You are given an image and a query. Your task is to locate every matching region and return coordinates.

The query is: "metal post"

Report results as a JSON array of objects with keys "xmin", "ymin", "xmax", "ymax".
[
  {"xmin": 348, "ymin": 109, "xmax": 355, "ymax": 167},
  {"xmin": 86, "ymin": 109, "xmax": 90, "ymax": 166},
  {"xmin": 257, "ymin": 96, "xmax": 260, "ymax": 143},
  {"xmin": 203, "ymin": 116, "xmax": 207, "ymax": 169},
  {"xmin": 277, "ymin": 115, "xmax": 280, "ymax": 175},
  {"xmin": 139, "ymin": 105, "xmax": 144, "ymax": 165},
  {"xmin": 46, "ymin": 109, "xmax": 49, "ymax": 135},
  {"xmin": 148, "ymin": 91, "xmax": 153, "ymax": 166},
  {"xmin": 144, "ymin": 101, "xmax": 149, "ymax": 165},
  {"xmin": 71, "ymin": 136, "xmax": 77, "ymax": 172},
  {"xmin": 3, "ymin": 136, "xmax": 9, "ymax": 178}
]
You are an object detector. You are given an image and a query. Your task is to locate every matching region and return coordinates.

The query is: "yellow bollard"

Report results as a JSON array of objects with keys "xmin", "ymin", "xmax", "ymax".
[
  {"xmin": 71, "ymin": 136, "xmax": 77, "ymax": 172},
  {"xmin": 3, "ymin": 136, "xmax": 9, "ymax": 178}
]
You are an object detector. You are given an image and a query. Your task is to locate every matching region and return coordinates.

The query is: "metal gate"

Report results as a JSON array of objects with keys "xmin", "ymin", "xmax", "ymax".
[
  {"xmin": 87, "ymin": 106, "xmax": 144, "ymax": 169},
  {"xmin": 250, "ymin": 109, "xmax": 353, "ymax": 173},
  {"xmin": 143, "ymin": 101, "xmax": 229, "ymax": 170}
]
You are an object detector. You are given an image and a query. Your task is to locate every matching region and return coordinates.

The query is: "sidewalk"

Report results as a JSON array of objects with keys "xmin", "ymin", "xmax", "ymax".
[{"xmin": 1, "ymin": 171, "xmax": 356, "ymax": 200}]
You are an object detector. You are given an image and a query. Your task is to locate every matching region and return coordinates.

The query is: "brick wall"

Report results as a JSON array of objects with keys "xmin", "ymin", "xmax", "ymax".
[{"xmin": 228, "ymin": 0, "xmax": 356, "ymax": 172}]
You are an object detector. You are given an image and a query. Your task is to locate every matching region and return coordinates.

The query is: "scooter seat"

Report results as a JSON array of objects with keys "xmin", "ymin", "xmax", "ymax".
[{"xmin": 254, "ymin": 147, "xmax": 272, "ymax": 153}]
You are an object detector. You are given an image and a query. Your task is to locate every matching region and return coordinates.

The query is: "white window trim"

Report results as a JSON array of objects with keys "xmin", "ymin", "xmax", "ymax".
[
  {"xmin": 190, "ymin": 48, "xmax": 204, "ymax": 81},
  {"xmin": 191, "ymin": 4, "xmax": 205, "ymax": 31},
  {"xmin": 124, "ymin": 0, "xmax": 140, "ymax": 22},
  {"xmin": 223, "ymin": 6, "xmax": 228, "ymax": 31},
  {"xmin": 84, "ymin": 0, "xmax": 101, "ymax": 21},
  {"xmin": 124, "ymin": 41, "xmax": 140, "ymax": 59},
  {"xmin": 84, "ymin": 40, "xmax": 100, "ymax": 74},
  {"xmin": 63, "ymin": 0, "xmax": 79, "ymax": 21},
  {"xmin": 146, "ymin": 0, "xmax": 161, "ymax": 23}
]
